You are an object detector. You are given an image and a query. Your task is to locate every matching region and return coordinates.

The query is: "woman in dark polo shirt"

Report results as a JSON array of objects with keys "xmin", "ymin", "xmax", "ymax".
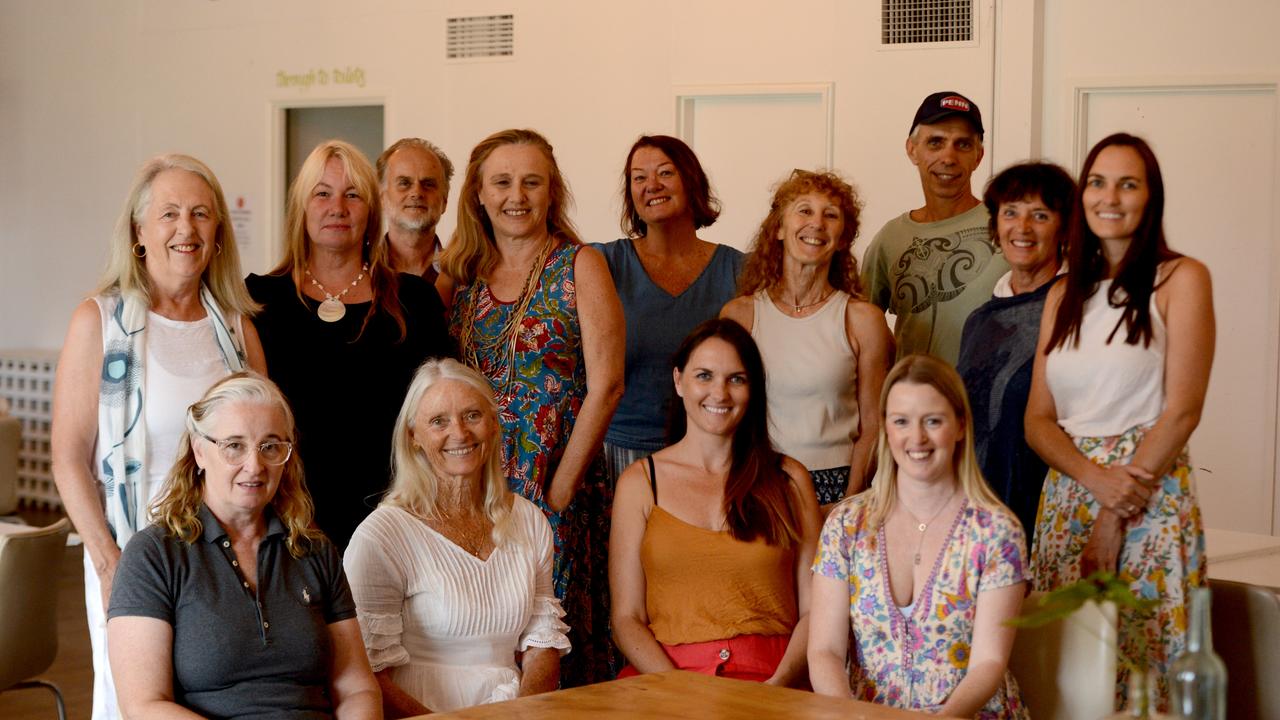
[{"xmin": 107, "ymin": 372, "xmax": 379, "ymax": 719}]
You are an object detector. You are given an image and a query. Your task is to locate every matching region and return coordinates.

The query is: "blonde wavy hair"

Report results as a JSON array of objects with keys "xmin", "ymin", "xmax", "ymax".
[
  {"xmin": 97, "ymin": 154, "xmax": 259, "ymax": 316},
  {"xmin": 383, "ymin": 358, "xmax": 518, "ymax": 547},
  {"xmin": 861, "ymin": 354, "xmax": 1005, "ymax": 530},
  {"xmin": 268, "ymin": 139, "xmax": 406, "ymax": 341},
  {"xmin": 150, "ymin": 371, "xmax": 324, "ymax": 557},
  {"xmin": 439, "ymin": 128, "xmax": 582, "ymax": 286}
]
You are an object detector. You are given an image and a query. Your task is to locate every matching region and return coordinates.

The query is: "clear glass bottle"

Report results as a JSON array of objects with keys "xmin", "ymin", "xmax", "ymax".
[
  {"xmin": 1168, "ymin": 587, "xmax": 1227, "ymax": 719},
  {"xmin": 1107, "ymin": 670, "xmax": 1169, "ymax": 719}
]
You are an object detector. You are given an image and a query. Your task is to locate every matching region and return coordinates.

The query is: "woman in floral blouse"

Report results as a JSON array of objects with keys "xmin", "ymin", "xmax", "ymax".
[{"xmin": 809, "ymin": 354, "xmax": 1028, "ymax": 719}]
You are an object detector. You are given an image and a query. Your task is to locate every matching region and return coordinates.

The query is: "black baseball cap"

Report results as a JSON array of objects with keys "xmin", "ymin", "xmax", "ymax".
[{"xmin": 909, "ymin": 91, "xmax": 984, "ymax": 139}]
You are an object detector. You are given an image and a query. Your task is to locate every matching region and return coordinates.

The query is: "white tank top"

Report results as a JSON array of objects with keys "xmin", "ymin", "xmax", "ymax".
[
  {"xmin": 751, "ymin": 290, "xmax": 859, "ymax": 470},
  {"xmin": 94, "ymin": 299, "xmax": 233, "ymax": 501},
  {"xmin": 1045, "ymin": 279, "xmax": 1166, "ymax": 437}
]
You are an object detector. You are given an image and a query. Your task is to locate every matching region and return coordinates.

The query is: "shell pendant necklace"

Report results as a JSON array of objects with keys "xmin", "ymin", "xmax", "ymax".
[
  {"xmin": 306, "ymin": 263, "xmax": 368, "ymax": 322},
  {"xmin": 904, "ymin": 488, "xmax": 957, "ymax": 565}
]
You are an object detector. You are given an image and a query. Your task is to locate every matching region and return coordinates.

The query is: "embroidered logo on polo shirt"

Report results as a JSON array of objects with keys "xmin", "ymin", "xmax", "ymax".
[{"xmin": 302, "ymin": 587, "xmax": 312, "ymax": 604}]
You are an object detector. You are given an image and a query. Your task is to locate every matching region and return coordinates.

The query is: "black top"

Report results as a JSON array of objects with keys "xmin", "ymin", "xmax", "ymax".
[
  {"xmin": 956, "ymin": 278, "xmax": 1058, "ymax": 545},
  {"xmin": 108, "ymin": 505, "xmax": 355, "ymax": 719},
  {"xmin": 246, "ymin": 272, "xmax": 455, "ymax": 548}
]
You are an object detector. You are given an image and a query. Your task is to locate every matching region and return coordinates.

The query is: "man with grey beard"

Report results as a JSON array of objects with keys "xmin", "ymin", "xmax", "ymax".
[{"xmin": 377, "ymin": 138, "xmax": 454, "ymax": 283}]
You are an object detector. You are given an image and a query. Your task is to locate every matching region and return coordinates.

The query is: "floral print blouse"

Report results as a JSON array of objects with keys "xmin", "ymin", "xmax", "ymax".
[{"xmin": 813, "ymin": 494, "xmax": 1030, "ymax": 719}]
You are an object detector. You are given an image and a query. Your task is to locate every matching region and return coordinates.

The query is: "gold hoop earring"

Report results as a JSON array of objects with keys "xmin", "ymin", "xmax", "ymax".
[
  {"xmin": 215, "ymin": 242, "xmax": 223, "ymax": 256},
  {"xmin": 132, "ymin": 244, "xmax": 146, "ymax": 258}
]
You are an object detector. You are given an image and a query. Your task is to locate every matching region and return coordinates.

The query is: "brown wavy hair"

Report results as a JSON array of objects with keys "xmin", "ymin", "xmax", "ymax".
[
  {"xmin": 738, "ymin": 169, "xmax": 864, "ymax": 298},
  {"xmin": 439, "ymin": 129, "xmax": 581, "ymax": 286},
  {"xmin": 150, "ymin": 371, "xmax": 324, "ymax": 557},
  {"xmin": 619, "ymin": 134, "xmax": 721, "ymax": 238},
  {"xmin": 269, "ymin": 139, "xmax": 406, "ymax": 342}
]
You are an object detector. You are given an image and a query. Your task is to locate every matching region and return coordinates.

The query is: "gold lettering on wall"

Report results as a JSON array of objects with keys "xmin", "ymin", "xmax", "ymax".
[{"xmin": 275, "ymin": 67, "xmax": 367, "ymax": 90}]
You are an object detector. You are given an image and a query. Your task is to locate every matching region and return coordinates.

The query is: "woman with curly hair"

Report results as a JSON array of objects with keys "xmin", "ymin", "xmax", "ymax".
[
  {"xmin": 722, "ymin": 169, "xmax": 893, "ymax": 509},
  {"xmin": 107, "ymin": 372, "xmax": 379, "ymax": 719}
]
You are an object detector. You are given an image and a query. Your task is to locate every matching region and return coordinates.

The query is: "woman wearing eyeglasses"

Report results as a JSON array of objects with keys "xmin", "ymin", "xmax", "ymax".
[{"xmin": 107, "ymin": 372, "xmax": 380, "ymax": 719}]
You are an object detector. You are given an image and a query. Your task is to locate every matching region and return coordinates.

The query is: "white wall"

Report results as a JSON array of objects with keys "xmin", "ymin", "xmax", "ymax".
[{"xmin": 0, "ymin": 0, "xmax": 994, "ymax": 349}]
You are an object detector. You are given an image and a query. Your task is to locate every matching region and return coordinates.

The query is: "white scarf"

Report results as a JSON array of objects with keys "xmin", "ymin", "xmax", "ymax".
[{"xmin": 96, "ymin": 285, "xmax": 246, "ymax": 547}]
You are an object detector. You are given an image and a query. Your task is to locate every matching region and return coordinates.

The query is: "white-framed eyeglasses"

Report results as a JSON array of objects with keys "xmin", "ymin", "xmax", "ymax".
[{"xmin": 197, "ymin": 432, "xmax": 293, "ymax": 466}]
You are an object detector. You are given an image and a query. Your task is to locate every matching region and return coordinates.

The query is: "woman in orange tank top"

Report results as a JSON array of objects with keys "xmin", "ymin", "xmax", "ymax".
[{"xmin": 609, "ymin": 318, "xmax": 822, "ymax": 684}]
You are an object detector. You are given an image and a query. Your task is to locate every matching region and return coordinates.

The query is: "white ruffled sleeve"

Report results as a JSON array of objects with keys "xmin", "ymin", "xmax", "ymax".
[
  {"xmin": 343, "ymin": 511, "xmax": 412, "ymax": 672},
  {"xmin": 517, "ymin": 506, "xmax": 571, "ymax": 656}
]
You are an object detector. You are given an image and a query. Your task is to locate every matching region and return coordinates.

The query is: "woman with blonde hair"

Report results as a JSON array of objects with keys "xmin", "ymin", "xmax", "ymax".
[
  {"xmin": 52, "ymin": 153, "xmax": 265, "ymax": 720},
  {"xmin": 722, "ymin": 169, "xmax": 892, "ymax": 510},
  {"xmin": 344, "ymin": 359, "xmax": 569, "ymax": 715},
  {"xmin": 248, "ymin": 139, "xmax": 454, "ymax": 549},
  {"xmin": 107, "ymin": 371, "xmax": 380, "ymax": 719},
  {"xmin": 809, "ymin": 354, "xmax": 1028, "ymax": 718},
  {"xmin": 437, "ymin": 128, "xmax": 624, "ymax": 685}
]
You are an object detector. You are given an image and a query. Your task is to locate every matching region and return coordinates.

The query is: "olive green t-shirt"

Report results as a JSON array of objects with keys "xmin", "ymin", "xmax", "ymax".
[{"xmin": 861, "ymin": 204, "xmax": 1006, "ymax": 365}]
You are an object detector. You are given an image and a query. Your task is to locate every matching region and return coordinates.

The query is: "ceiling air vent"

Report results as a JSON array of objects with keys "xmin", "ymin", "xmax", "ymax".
[
  {"xmin": 446, "ymin": 14, "xmax": 514, "ymax": 60},
  {"xmin": 882, "ymin": 0, "xmax": 972, "ymax": 45}
]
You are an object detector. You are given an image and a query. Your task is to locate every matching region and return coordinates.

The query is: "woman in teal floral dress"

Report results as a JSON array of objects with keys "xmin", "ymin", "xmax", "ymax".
[
  {"xmin": 810, "ymin": 355, "xmax": 1028, "ymax": 719},
  {"xmin": 438, "ymin": 129, "xmax": 625, "ymax": 686}
]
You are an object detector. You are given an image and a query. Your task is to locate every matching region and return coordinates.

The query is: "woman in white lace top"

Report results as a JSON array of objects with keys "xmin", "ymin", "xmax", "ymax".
[{"xmin": 344, "ymin": 358, "xmax": 570, "ymax": 716}]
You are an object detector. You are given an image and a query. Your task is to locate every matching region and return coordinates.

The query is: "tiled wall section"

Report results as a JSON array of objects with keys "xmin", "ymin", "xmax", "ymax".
[{"xmin": 0, "ymin": 351, "xmax": 60, "ymax": 510}]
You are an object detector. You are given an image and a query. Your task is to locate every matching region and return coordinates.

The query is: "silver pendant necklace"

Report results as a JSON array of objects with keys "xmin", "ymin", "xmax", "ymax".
[
  {"xmin": 905, "ymin": 489, "xmax": 957, "ymax": 565},
  {"xmin": 306, "ymin": 263, "xmax": 368, "ymax": 322}
]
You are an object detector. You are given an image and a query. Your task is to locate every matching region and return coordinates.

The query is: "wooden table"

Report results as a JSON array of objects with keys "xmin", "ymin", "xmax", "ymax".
[{"xmin": 425, "ymin": 670, "xmax": 951, "ymax": 719}]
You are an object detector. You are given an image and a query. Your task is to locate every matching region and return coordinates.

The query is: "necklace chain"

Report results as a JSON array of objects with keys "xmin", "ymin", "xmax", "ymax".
[
  {"xmin": 904, "ymin": 489, "xmax": 958, "ymax": 565},
  {"xmin": 458, "ymin": 239, "xmax": 555, "ymax": 394},
  {"xmin": 306, "ymin": 262, "xmax": 368, "ymax": 302},
  {"xmin": 779, "ymin": 286, "xmax": 836, "ymax": 315}
]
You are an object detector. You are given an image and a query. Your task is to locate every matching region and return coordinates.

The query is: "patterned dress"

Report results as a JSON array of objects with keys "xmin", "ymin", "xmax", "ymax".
[
  {"xmin": 1031, "ymin": 427, "xmax": 1205, "ymax": 706},
  {"xmin": 450, "ymin": 239, "xmax": 614, "ymax": 686},
  {"xmin": 813, "ymin": 494, "xmax": 1029, "ymax": 719},
  {"xmin": 1033, "ymin": 276, "xmax": 1206, "ymax": 709}
]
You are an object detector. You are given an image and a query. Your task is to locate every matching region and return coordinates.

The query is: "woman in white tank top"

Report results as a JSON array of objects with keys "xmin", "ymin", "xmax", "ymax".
[
  {"xmin": 50, "ymin": 155, "xmax": 266, "ymax": 720},
  {"xmin": 722, "ymin": 170, "xmax": 893, "ymax": 511},
  {"xmin": 1025, "ymin": 134, "xmax": 1214, "ymax": 710}
]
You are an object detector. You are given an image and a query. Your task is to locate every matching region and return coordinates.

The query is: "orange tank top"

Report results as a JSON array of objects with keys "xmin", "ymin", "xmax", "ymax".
[{"xmin": 641, "ymin": 504, "xmax": 798, "ymax": 645}]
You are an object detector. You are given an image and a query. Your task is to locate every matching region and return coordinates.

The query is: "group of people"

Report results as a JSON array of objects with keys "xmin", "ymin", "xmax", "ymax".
[{"xmin": 47, "ymin": 88, "xmax": 1212, "ymax": 719}]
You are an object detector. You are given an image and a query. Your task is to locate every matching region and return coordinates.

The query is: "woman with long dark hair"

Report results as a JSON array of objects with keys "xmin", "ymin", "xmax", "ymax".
[
  {"xmin": 1026, "ymin": 133, "xmax": 1214, "ymax": 708},
  {"xmin": 609, "ymin": 318, "xmax": 821, "ymax": 684}
]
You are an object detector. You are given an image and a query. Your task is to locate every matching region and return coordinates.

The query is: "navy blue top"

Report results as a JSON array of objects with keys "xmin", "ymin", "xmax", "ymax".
[
  {"xmin": 956, "ymin": 278, "xmax": 1059, "ymax": 545},
  {"xmin": 109, "ymin": 505, "xmax": 355, "ymax": 719},
  {"xmin": 592, "ymin": 239, "xmax": 743, "ymax": 450}
]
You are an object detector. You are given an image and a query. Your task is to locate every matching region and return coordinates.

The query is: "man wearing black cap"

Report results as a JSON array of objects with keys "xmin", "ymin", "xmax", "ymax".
[{"xmin": 860, "ymin": 91, "xmax": 1008, "ymax": 364}]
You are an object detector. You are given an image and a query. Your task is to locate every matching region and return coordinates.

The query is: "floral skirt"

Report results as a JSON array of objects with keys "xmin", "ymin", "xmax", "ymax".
[{"xmin": 1029, "ymin": 424, "xmax": 1206, "ymax": 710}]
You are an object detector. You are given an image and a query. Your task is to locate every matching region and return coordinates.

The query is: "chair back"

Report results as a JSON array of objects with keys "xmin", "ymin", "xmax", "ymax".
[
  {"xmin": 1210, "ymin": 578, "xmax": 1280, "ymax": 719},
  {"xmin": 0, "ymin": 519, "xmax": 71, "ymax": 690},
  {"xmin": 1008, "ymin": 592, "xmax": 1118, "ymax": 720},
  {"xmin": 0, "ymin": 416, "xmax": 20, "ymax": 515}
]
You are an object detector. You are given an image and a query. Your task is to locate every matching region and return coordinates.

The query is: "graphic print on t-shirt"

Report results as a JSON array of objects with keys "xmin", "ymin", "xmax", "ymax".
[{"xmin": 890, "ymin": 227, "xmax": 998, "ymax": 356}]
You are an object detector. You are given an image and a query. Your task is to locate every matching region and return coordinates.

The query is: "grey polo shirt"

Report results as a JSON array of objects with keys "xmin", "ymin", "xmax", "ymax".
[{"xmin": 109, "ymin": 505, "xmax": 356, "ymax": 719}]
